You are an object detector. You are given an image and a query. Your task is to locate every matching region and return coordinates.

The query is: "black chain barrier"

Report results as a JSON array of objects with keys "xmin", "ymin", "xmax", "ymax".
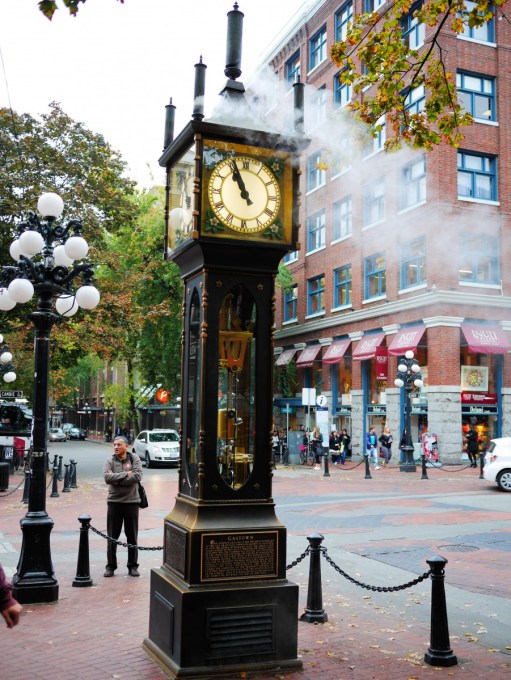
[
  {"xmin": 0, "ymin": 476, "xmax": 25, "ymax": 497},
  {"xmin": 89, "ymin": 524, "xmax": 163, "ymax": 551},
  {"xmin": 285, "ymin": 545, "xmax": 310, "ymax": 571},
  {"xmin": 423, "ymin": 461, "xmax": 475, "ymax": 473}
]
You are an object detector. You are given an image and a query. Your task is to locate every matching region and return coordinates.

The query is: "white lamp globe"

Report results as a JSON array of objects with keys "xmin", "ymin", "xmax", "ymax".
[
  {"xmin": 9, "ymin": 240, "xmax": 21, "ymax": 262},
  {"xmin": 394, "ymin": 378, "xmax": 404, "ymax": 388},
  {"xmin": 64, "ymin": 236, "xmax": 88, "ymax": 260},
  {"xmin": 8, "ymin": 278, "xmax": 34, "ymax": 304},
  {"xmin": 0, "ymin": 335, "xmax": 3, "ymax": 344},
  {"xmin": 0, "ymin": 351, "xmax": 12, "ymax": 364},
  {"xmin": 398, "ymin": 363, "xmax": 407, "ymax": 373},
  {"xmin": 37, "ymin": 192, "xmax": 64, "ymax": 218},
  {"xmin": 411, "ymin": 363, "xmax": 421, "ymax": 373},
  {"xmin": 0, "ymin": 289, "xmax": 15, "ymax": 311},
  {"xmin": 53, "ymin": 245, "xmax": 74, "ymax": 268},
  {"xmin": 19, "ymin": 230, "xmax": 45, "ymax": 257},
  {"xmin": 169, "ymin": 207, "xmax": 184, "ymax": 230},
  {"xmin": 414, "ymin": 379, "xmax": 424, "ymax": 388},
  {"xmin": 405, "ymin": 350, "xmax": 414, "ymax": 360},
  {"xmin": 55, "ymin": 294, "xmax": 79, "ymax": 317},
  {"xmin": 75, "ymin": 285, "xmax": 100, "ymax": 310},
  {"xmin": 3, "ymin": 371, "xmax": 16, "ymax": 383}
]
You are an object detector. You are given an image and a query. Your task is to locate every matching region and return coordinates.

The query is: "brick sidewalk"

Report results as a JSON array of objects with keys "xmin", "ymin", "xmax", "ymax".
[{"xmin": 1, "ymin": 462, "xmax": 510, "ymax": 679}]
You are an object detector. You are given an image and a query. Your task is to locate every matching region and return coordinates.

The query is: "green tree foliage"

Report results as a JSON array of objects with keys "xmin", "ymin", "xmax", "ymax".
[
  {"xmin": 38, "ymin": 0, "xmax": 124, "ymax": 20},
  {"xmin": 330, "ymin": 0, "xmax": 506, "ymax": 149}
]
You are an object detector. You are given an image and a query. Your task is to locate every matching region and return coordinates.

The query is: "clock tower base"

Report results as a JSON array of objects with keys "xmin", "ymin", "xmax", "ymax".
[{"xmin": 143, "ymin": 568, "xmax": 302, "ymax": 679}]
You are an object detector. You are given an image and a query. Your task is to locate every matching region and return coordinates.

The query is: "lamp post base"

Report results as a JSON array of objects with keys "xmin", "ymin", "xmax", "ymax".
[
  {"xmin": 12, "ymin": 512, "xmax": 59, "ymax": 604},
  {"xmin": 399, "ymin": 448, "xmax": 417, "ymax": 473}
]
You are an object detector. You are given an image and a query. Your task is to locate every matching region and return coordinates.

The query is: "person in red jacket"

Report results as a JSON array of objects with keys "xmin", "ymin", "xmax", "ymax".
[{"xmin": 0, "ymin": 564, "xmax": 22, "ymax": 628}]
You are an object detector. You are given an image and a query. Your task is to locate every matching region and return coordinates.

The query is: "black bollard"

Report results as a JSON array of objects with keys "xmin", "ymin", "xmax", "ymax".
[
  {"xmin": 479, "ymin": 452, "xmax": 485, "ymax": 479},
  {"xmin": 323, "ymin": 449, "xmax": 330, "ymax": 477},
  {"xmin": 62, "ymin": 463, "xmax": 71, "ymax": 492},
  {"xmin": 57, "ymin": 454, "xmax": 64, "ymax": 481},
  {"xmin": 300, "ymin": 533, "xmax": 328, "ymax": 623},
  {"xmin": 421, "ymin": 453, "xmax": 428, "ymax": 480},
  {"xmin": 70, "ymin": 459, "xmax": 78, "ymax": 489},
  {"xmin": 50, "ymin": 465, "xmax": 59, "ymax": 498},
  {"xmin": 424, "ymin": 555, "xmax": 457, "ymax": 667},
  {"xmin": 22, "ymin": 470, "xmax": 30, "ymax": 504},
  {"xmin": 72, "ymin": 514, "xmax": 93, "ymax": 588},
  {"xmin": 52, "ymin": 453, "xmax": 58, "ymax": 469},
  {"xmin": 364, "ymin": 453, "xmax": 372, "ymax": 479}
]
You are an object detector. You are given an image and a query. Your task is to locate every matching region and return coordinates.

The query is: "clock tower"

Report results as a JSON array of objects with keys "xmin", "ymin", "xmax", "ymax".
[{"xmin": 143, "ymin": 5, "xmax": 307, "ymax": 678}]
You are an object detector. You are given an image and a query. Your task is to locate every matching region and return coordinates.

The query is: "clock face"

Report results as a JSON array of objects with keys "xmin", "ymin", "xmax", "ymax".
[{"xmin": 208, "ymin": 156, "xmax": 281, "ymax": 233}]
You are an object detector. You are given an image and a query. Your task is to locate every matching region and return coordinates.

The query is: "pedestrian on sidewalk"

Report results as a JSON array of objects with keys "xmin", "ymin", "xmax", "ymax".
[
  {"xmin": 465, "ymin": 422, "xmax": 479, "ymax": 468},
  {"xmin": 329, "ymin": 430, "xmax": 341, "ymax": 465},
  {"xmin": 0, "ymin": 563, "xmax": 22, "ymax": 628},
  {"xmin": 340, "ymin": 428, "xmax": 351, "ymax": 463},
  {"xmin": 378, "ymin": 427, "xmax": 393, "ymax": 466},
  {"xmin": 311, "ymin": 426, "xmax": 323, "ymax": 470},
  {"xmin": 103, "ymin": 436, "xmax": 143, "ymax": 578},
  {"xmin": 365, "ymin": 426, "xmax": 380, "ymax": 470}
]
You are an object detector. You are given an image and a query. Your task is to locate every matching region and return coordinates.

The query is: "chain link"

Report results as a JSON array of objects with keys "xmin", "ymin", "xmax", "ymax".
[
  {"xmin": 321, "ymin": 547, "xmax": 431, "ymax": 592},
  {"xmin": 0, "ymin": 477, "xmax": 25, "ymax": 497},
  {"xmin": 423, "ymin": 461, "xmax": 475, "ymax": 473},
  {"xmin": 90, "ymin": 524, "xmax": 163, "ymax": 551},
  {"xmin": 285, "ymin": 545, "xmax": 310, "ymax": 571}
]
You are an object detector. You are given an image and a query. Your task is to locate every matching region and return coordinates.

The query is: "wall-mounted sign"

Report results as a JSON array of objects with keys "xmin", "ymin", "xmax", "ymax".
[
  {"xmin": 461, "ymin": 392, "xmax": 497, "ymax": 405},
  {"xmin": 156, "ymin": 387, "xmax": 171, "ymax": 403},
  {"xmin": 375, "ymin": 346, "xmax": 388, "ymax": 381},
  {"xmin": 460, "ymin": 366, "xmax": 489, "ymax": 392}
]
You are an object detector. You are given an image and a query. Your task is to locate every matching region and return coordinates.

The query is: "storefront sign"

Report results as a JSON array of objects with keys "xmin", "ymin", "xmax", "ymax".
[
  {"xmin": 367, "ymin": 405, "xmax": 386, "ymax": 414},
  {"xmin": 461, "ymin": 392, "xmax": 497, "ymax": 404},
  {"xmin": 462, "ymin": 405, "xmax": 498, "ymax": 415},
  {"xmin": 411, "ymin": 405, "xmax": 428, "ymax": 414},
  {"xmin": 0, "ymin": 390, "xmax": 23, "ymax": 398},
  {"xmin": 375, "ymin": 346, "xmax": 388, "ymax": 380}
]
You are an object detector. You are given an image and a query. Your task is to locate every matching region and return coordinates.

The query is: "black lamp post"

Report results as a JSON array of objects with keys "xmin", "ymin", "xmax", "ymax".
[
  {"xmin": 0, "ymin": 192, "xmax": 100, "ymax": 604},
  {"xmin": 395, "ymin": 350, "xmax": 423, "ymax": 473}
]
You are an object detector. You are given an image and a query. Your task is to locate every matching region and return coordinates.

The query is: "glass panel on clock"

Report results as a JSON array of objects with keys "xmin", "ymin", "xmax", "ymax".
[
  {"xmin": 217, "ymin": 285, "xmax": 256, "ymax": 490},
  {"xmin": 167, "ymin": 141, "xmax": 195, "ymax": 256},
  {"xmin": 185, "ymin": 288, "xmax": 201, "ymax": 491}
]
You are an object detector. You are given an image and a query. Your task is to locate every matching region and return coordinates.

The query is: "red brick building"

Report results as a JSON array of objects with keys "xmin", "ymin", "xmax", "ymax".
[{"xmin": 257, "ymin": 0, "xmax": 511, "ymax": 460}]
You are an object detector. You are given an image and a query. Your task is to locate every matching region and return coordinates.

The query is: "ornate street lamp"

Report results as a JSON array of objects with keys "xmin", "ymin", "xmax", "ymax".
[
  {"xmin": 0, "ymin": 338, "xmax": 17, "ymax": 383},
  {"xmin": 395, "ymin": 350, "xmax": 423, "ymax": 472},
  {"xmin": 0, "ymin": 192, "xmax": 100, "ymax": 604}
]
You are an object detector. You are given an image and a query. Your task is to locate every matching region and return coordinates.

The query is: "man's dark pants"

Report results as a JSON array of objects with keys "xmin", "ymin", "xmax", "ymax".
[{"xmin": 106, "ymin": 502, "xmax": 139, "ymax": 570}]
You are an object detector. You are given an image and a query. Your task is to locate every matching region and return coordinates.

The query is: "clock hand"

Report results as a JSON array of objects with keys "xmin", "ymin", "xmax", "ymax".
[{"xmin": 230, "ymin": 160, "xmax": 253, "ymax": 206}]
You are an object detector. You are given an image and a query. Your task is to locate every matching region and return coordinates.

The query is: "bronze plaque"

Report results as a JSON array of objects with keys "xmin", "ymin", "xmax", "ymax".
[
  {"xmin": 201, "ymin": 531, "xmax": 278, "ymax": 582},
  {"xmin": 164, "ymin": 522, "xmax": 187, "ymax": 577}
]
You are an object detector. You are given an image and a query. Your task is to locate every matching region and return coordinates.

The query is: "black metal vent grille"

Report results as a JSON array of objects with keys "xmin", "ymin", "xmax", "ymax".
[{"xmin": 207, "ymin": 606, "xmax": 275, "ymax": 659}]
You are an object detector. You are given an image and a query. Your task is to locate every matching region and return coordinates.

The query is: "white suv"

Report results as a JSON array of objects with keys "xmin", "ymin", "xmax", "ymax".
[{"xmin": 133, "ymin": 429, "xmax": 180, "ymax": 468}]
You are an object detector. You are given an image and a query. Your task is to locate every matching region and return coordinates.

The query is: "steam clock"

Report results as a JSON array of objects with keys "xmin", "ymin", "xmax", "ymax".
[{"xmin": 144, "ymin": 5, "xmax": 307, "ymax": 677}]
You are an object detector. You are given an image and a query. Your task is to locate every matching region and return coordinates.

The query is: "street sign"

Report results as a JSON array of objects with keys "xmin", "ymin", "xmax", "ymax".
[
  {"xmin": 316, "ymin": 394, "xmax": 328, "ymax": 407},
  {"xmin": 0, "ymin": 390, "xmax": 23, "ymax": 398}
]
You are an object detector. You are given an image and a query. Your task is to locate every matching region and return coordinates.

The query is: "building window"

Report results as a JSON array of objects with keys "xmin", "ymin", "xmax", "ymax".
[
  {"xmin": 307, "ymin": 275, "xmax": 325, "ymax": 315},
  {"xmin": 332, "ymin": 136, "xmax": 352, "ymax": 176},
  {"xmin": 310, "ymin": 85, "xmax": 327, "ymax": 128},
  {"xmin": 400, "ymin": 155, "xmax": 426, "ymax": 209},
  {"xmin": 283, "ymin": 250, "xmax": 298, "ymax": 264},
  {"xmin": 460, "ymin": 1, "xmax": 495, "ymax": 42},
  {"xmin": 401, "ymin": 237, "xmax": 426, "ymax": 289},
  {"xmin": 309, "ymin": 25, "xmax": 327, "ymax": 71},
  {"xmin": 363, "ymin": 115, "xmax": 386, "ymax": 156},
  {"xmin": 364, "ymin": 254, "xmax": 386, "ymax": 299},
  {"xmin": 333, "ymin": 195, "xmax": 352, "ymax": 240},
  {"xmin": 457, "ymin": 151, "xmax": 497, "ymax": 201},
  {"xmin": 401, "ymin": 3, "xmax": 425, "ymax": 49},
  {"xmin": 335, "ymin": 1, "xmax": 353, "ymax": 41},
  {"xmin": 364, "ymin": 0, "xmax": 385, "ymax": 10},
  {"xmin": 307, "ymin": 210, "xmax": 326, "ymax": 252},
  {"xmin": 457, "ymin": 72, "xmax": 496, "ymax": 121},
  {"xmin": 334, "ymin": 265, "xmax": 352, "ymax": 307},
  {"xmin": 307, "ymin": 150, "xmax": 327, "ymax": 191},
  {"xmin": 404, "ymin": 84, "xmax": 426, "ymax": 114},
  {"xmin": 459, "ymin": 234, "xmax": 499, "ymax": 284},
  {"xmin": 285, "ymin": 51, "xmax": 300, "ymax": 87},
  {"xmin": 334, "ymin": 71, "xmax": 351, "ymax": 109},
  {"xmin": 363, "ymin": 178, "xmax": 385, "ymax": 226},
  {"xmin": 283, "ymin": 285, "xmax": 298, "ymax": 321}
]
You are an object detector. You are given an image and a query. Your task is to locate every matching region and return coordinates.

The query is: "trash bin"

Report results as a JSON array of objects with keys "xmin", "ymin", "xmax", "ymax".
[{"xmin": 0, "ymin": 461, "xmax": 9, "ymax": 491}]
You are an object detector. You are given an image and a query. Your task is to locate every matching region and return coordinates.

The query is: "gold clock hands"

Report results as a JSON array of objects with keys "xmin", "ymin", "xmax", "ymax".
[{"xmin": 230, "ymin": 160, "xmax": 253, "ymax": 206}]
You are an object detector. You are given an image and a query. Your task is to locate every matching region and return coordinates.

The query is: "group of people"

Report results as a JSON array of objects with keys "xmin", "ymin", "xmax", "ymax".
[
  {"xmin": 329, "ymin": 429, "xmax": 352, "ymax": 466},
  {"xmin": 365, "ymin": 426, "xmax": 394, "ymax": 470}
]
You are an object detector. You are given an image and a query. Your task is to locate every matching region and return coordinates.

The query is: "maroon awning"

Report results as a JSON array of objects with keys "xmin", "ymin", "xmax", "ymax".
[
  {"xmin": 275, "ymin": 348, "xmax": 297, "ymax": 366},
  {"xmin": 323, "ymin": 340, "xmax": 351, "ymax": 364},
  {"xmin": 461, "ymin": 324, "xmax": 511, "ymax": 355},
  {"xmin": 352, "ymin": 333, "xmax": 385, "ymax": 360},
  {"xmin": 388, "ymin": 326, "xmax": 425, "ymax": 356},
  {"xmin": 296, "ymin": 345, "xmax": 322, "ymax": 368}
]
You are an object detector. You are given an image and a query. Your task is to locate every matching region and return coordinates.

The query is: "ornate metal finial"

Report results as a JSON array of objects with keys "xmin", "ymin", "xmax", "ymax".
[
  {"xmin": 224, "ymin": 3, "xmax": 244, "ymax": 81},
  {"xmin": 192, "ymin": 55, "xmax": 207, "ymax": 121}
]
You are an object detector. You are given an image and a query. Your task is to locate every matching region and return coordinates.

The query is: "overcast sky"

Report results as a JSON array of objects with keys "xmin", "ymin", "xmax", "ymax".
[{"xmin": 0, "ymin": 1, "xmax": 303, "ymax": 189}]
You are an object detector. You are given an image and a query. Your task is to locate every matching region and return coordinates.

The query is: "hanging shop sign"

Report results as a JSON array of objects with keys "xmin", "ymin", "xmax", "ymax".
[
  {"xmin": 156, "ymin": 387, "xmax": 171, "ymax": 403},
  {"xmin": 375, "ymin": 346, "xmax": 388, "ymax": 381},
  {"xmin": 461, "ymin": 392, "xmax": 497, "ymax": 405}
]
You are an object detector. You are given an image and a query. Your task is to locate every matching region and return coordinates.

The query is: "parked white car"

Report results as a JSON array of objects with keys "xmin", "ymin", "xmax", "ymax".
[
  {"xmin": 133, "ymin": 429, "xmax": 180, "ymax": 468},
  {"xmin": 483, "ymin": 438, "xmax": 511, "ymax": 492}
]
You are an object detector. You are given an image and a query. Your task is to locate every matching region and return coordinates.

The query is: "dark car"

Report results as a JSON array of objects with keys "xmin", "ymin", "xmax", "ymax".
[{"xmin": 68, "ymin": 427, "xmax": 86, "ymax": 441}]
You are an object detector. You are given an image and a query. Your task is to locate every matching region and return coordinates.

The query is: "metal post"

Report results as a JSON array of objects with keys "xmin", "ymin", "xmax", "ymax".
[
  {"xmin": 52, "ymin": 453, "xmax": 58, "ymax": 469},
  {"xmin": 424, "ymin": 555, "xmax": 457, "ymax": 667},
  {"xmin": 72, "ymin": 514, "xmax": 93, "ymax": 588},
  {"xmin": 479, "ymin": 452, "xmax": 485, "ymax": 479},
  {"xmin": 300, "ymin": 533, "xmax": 328, "ymax": 623},
  {"xmin": 323, "ymin": 446, "xmax": 330, "ymax": 477},
  {"xmin": 62, "ymin": 463, "xmax": 71, "ymax": 493},
  {"xmin": 57, "ymin": 454, "xmax": 63, "ymax": 481},
  {"xmin": 364, "ymin": 453, "xmax": 372, "ymax": 479},
  {"xmin": 70, "ymin": 459, "xmax": 77, "ymax": 488},
  {"xmin": 22, "ymin": 470, "xmax": 30, "ymax": 504},
  {"xmin": 50, "ymin": 465, "xmax": 59, "ymax": 498},
  {"xmin": 421, "ymin": 453, "xmax": 428, "ymax": 480}
]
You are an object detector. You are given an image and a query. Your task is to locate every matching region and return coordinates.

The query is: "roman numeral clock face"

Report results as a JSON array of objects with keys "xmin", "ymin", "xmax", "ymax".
[{"xmin": 208, "ymin": 156, "xmax": 281, "ymax": 233}]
